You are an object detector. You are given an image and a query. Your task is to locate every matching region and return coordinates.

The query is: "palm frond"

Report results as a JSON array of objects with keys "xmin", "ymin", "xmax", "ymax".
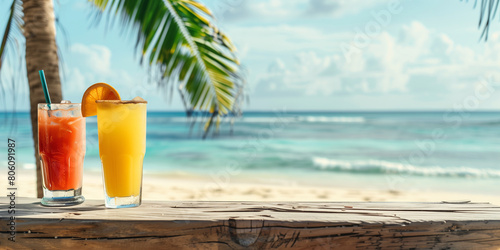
[
  {"xmin": 88, "ymin": 0, "xmax": 245, "ymax": 135},
  {"xmin": 0, "ymin": 0, "xmax": 23, "ymax": 71},
  {"xmin": 464, "ymin": 0, "xmax": 500, "ymax": 40},
  {"xmin": 0, "ymin": 0, "xmax": 23, "ymax": 114}
]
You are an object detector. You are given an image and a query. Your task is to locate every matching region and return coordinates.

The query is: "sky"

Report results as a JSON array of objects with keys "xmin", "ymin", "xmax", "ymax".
[{"xmin": 2, "ymin": 0, "xmax": 500, "ymax": 111}]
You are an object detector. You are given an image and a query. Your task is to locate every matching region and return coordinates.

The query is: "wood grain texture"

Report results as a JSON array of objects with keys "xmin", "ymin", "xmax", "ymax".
[{"xmin": 1, "ymin": 198, "xmax": 500, "ymax": 249}]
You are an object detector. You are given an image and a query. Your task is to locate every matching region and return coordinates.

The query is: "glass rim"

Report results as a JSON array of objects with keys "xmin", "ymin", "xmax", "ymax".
[
  {"xmin": 96, "ymin": 100, "xmax": 147, "ymax": 104},
  {"xmin": 38, "ymin": 103, "xmax": 81, "ymax": 105},
  {"xmin": 38, "ymin": 103, "xmax": 81, "ymax": 110}
]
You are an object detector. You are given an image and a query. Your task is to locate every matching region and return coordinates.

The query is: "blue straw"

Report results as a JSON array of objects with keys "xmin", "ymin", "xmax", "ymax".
[{"xmin": 39, "ymin": 70, "xmax": 51, "ymax": 110}]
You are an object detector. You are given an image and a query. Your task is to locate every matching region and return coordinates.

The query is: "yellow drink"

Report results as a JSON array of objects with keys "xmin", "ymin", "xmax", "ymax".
[{"xmin": 96, "ymin": 100, "xmax": 146, "ymax": 207}]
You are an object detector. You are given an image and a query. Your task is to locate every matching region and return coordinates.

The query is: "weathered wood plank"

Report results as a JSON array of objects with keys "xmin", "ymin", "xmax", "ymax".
[{"xmin": 1, "ymin": 198, "xmax": 500, "ymax": 249}]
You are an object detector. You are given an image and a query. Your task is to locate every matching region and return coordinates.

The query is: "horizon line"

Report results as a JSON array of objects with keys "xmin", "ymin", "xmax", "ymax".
[{"xmin": 2, "ymin": 109, "xmax": 500, "ymax": 113}]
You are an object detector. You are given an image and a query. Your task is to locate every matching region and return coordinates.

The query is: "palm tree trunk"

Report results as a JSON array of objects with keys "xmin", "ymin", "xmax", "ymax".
[{"xmin": 23, "ymin": 0, "xmax": 62, "ymax": 198}]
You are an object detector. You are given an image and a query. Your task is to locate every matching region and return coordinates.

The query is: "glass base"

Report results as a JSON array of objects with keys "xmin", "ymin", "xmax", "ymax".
[
  {"xmin": 105, "ymin": 194, "xmax": 141, "ymax": 208},
  {"xmin": 41, "ymin": 187, "xmax": 85, "ymax": 207}
]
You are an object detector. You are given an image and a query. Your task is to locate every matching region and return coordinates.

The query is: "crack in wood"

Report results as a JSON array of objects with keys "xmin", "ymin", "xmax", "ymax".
[
  {"xmin": 2, "ymin": 199, "xmax": 500, "ymax": 249},
  {"xmin": 196, "ymin": 241, "xmax": 232, "ymax": 247},
  {"xmin": 25, "ymin": 235, "xmax": 183, "ymax": 240},
  {"xmin": 207, "ymin": 207, "xmax": 412, "ymax": 222}
]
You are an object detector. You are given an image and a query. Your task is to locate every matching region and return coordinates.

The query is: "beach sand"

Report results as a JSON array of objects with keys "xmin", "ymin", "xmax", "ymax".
[{"xmin": 3, "ymin": 169, "xmax": 499, "ymax": 205}]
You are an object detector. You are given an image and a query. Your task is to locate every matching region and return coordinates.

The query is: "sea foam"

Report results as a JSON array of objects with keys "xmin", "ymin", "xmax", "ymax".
[
  {"xmin": 239, "ymin": 116, "xmax": 366, "ymax": 123},
  {"xmin": 312, "ymin": 157, "xmax": 500, "ymax": 178},
  {"xmin": 297, "ymin": 116, "xmax": 365, "ymax": 123},
  {"xmin": 158, "ymin": 116, "xmax": 366, "ymax": 124}
]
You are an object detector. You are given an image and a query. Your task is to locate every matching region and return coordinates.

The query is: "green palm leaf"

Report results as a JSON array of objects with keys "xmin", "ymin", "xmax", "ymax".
[
  {"xmin": 0, "ymin": 0, "xmax": 23, "ymax": 71},
  {"xmin": 465, "ymin": 0, "xmax": 500, "ymax": 40},
  {"xmin": 0, "ymin": 0, "xmax": 23, "ymax": 110},
  {"xmin": 88, "ymin": 0, "xmax": 245, "ymax": 137}
]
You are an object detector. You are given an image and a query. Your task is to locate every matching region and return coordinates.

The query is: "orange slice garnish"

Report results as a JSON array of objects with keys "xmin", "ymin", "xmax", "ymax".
[{"xmin": 81, "ymin": 83, "xmax": 121, "ymax": 117}]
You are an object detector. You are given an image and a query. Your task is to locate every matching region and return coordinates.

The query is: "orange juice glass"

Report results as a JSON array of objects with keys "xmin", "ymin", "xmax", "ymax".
[
  {"xmin": 38, "ymin": 103, "xmax": 85, "ymax": 206},
  {"xmin": 96, "ymin": 99, "xmax": 147, "ymax": 208}
]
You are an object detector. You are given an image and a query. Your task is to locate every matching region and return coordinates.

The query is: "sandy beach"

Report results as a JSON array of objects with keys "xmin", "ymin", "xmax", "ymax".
[{"xmin": 3, "ymin": 169, "xmax": 499, "ymax": 205}]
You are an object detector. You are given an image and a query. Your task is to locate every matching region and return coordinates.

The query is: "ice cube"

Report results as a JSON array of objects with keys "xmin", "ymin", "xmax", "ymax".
[
  {"xmin": 131, "ymin": 96, "xmax": 146, "ymax": 102},
  {"xmin": 61, "ymin": 100, "xmax": 71, "ymax": 104},
  {"xmin": 67, "ymin": 117, "xmax": 82, "ymax": 126}
]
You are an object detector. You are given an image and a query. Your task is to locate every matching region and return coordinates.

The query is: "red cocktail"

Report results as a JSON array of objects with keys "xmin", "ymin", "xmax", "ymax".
[{"xmin": 38, "ymin": 103, "xmax": 85, "ymax": 206}]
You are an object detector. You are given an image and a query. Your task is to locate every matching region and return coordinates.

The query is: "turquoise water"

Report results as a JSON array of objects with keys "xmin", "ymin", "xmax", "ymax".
[{"xmin": 2, "ymin": 111, "xmax": 500, "ymax": 195}]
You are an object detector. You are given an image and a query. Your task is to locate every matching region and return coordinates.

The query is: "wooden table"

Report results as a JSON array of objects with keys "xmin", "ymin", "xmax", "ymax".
[{"xmin": 1, "ymin": 198, "xmax": 500, "ymax": 249}]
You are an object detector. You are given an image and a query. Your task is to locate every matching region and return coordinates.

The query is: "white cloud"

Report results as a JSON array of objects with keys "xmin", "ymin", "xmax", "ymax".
[
  {"xmin": 216, "ymin": 0, "xmax": 305, "ymax": 21},
  {"xmin": 227, "ymin": 25, "xmax": 351, "ymax": 55},
  {"xmin": 304, "ymin": 0, "xmax": 341, "ymax": 16},
  {"xmin": 62, "ymin": 43, "xmax": 140, "ymax": 101},
  {"xmin": 61, "ymin": 67, "xmax": 86, "ymax": 94},
  {"xmin": 217, "ymin": 0, "xmax": 395, "ymax": 21},
  {"xmin": 71, "ymin": 44, "xmax": 112, "ymax": 75},
  {"xmin": 431, "ymin": 34, "xmax": 454, "ymax": 58},
  {"xmin": 259, "ymin": 52, "xmax": 340, "ymax": 95},
  {"xmin": 305, "ymin": 0, "xmax": 397, "ymax": 17},
  {"xmin": 255, "ymin": 21, "xmax": 500, "ymax": 97}
]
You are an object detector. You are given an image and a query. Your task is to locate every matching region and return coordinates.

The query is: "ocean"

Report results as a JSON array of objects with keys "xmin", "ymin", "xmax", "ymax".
[{"xmin": 1, "ymin": 111, "xmax": 500, "ymax": 197}]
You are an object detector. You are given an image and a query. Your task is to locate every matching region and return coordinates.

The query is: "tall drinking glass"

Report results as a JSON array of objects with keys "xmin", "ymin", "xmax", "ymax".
[
  {"xmin": 38, "ymin": 103, "xmax": 85, "ymax": 206},
  {"xmin": 96, "ymin": 99, "xmax": 147, "ymax": 208}
]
